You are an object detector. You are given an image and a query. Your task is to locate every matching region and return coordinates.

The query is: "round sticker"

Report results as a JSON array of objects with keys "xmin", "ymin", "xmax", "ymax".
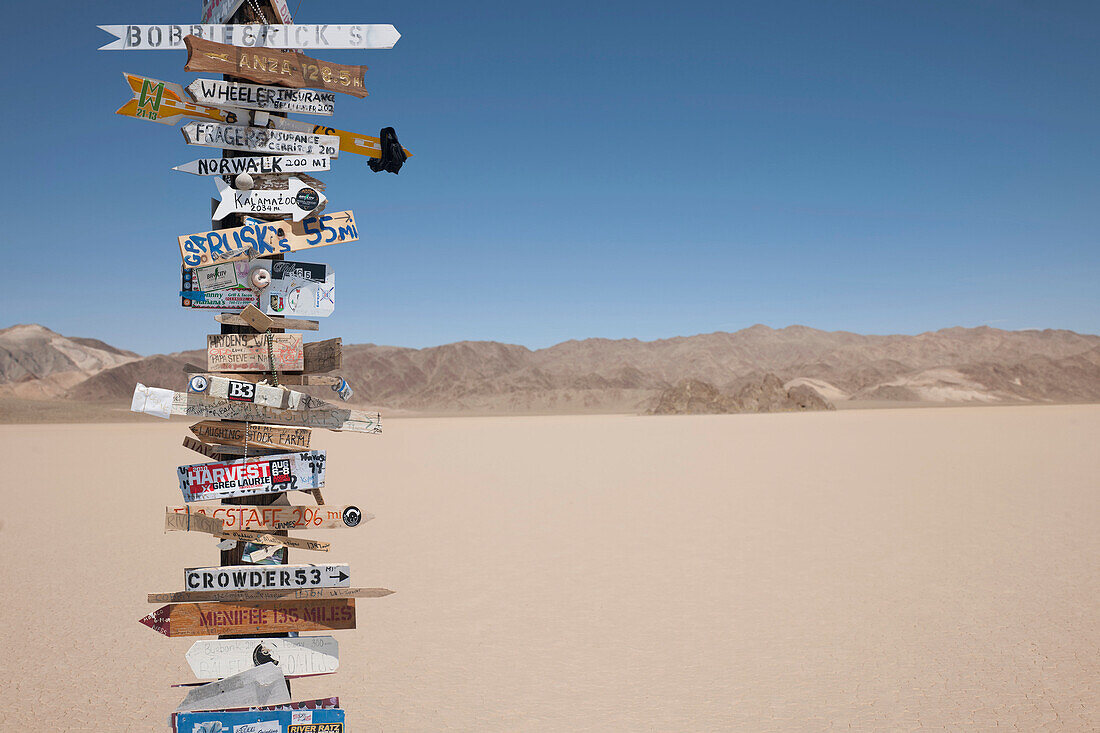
[
  {"xmin": 188, "ymin": 375, "xmax": 209, "ymax": 393},
  {"xmin": 342, "ymin": 506, "xmax": 362, "ymax": 528},
  {"xmin": 296, "ymin": 187, "xmax": 320, "ymax": 211},
  {"xmin": 250, "ymin": 267, "xmax": 271, "ymax": 290}
]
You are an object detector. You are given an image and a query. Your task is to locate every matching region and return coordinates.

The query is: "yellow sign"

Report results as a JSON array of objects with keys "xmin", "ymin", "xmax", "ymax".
[{"xmin": 115, "ymin": 72, "xmax": 244, "ymax": 126}]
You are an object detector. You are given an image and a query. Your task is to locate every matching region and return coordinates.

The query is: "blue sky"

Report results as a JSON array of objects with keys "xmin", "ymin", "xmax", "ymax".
[{"xmin": 0, "ymin": 1, "xmax": 1096, "ymax": 354}]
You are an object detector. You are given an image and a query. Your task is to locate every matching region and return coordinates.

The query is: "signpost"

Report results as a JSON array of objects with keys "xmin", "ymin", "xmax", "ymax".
[
  {"xmin": 176, "ymin": 450, "xmax": 326, "ymax": 501},
  {"xmin": 98, "ymin": 24, "xmax": 402, "ymax": 50},
  {"xmin": 168, "ymin": 503, "xmax": 369, "ymax": 531},
  {"xmin": 188, "ymin": 78, "xmax": 336, "ymax": 115},
  {"xmin": 179, "ymin": 211, "xmax": 357, "ymax": 268},
  {"xmin": 116, "ymin": 72, "xmax": 246, "ymax": 126},
  {"xmin": 186, "ymin": 636, "xmax": 339, "ymax": 679},
  {"xmin": 140, "ymin": 599, "xmax": 356, "ymax": 636},
  {"xmin": 208, "ymin": 333, "xmax": 304, "ymax": 371},
  {"xmin": 213, "ymin": 176, "xmax": 327, "ymax": 222},
  {"xmin": 182, "ymin": 120, "xmax": 339, "ymax": 156}
]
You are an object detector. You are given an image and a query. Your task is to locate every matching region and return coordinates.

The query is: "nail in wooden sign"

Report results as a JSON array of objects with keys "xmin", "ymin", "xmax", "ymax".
[
  {"xmin": 176, "ymin": 709, "xmax": 346, "ymax": 732},
  {"xmin": 262, "ymin": 261, "xmax": 335, "ymax": 318},
  {"xmin": 182, "ymin": 120, "xmax": 339, "ymax": 157},
  {"xmin": 188, "ymin": 78, "xmax": 336, "ymax": 115},
  {"xmin": 186, "ymin": 636, "xmax": 338, "ymax": 679},
  {"xmin": 184, "ymin": 35, "xmax": 369, "ymax": 98},
  {"xmin": 191, "ymin": 420, "xmax": 310, "ymax": 451},
  {"xmin": 169, "ymin": 504, "xmax": 369, "ymax": 532},
  {"xmin": 270, "ymin": 115, "xmax": 412, "ymax": 160},
  {"xmin": 213, "ymin": 176, "xmax": 326, "ymax": 222},
  {"xmin": 180, "ymin": 212, "xmax": 357, "ymax": 269},
  {"xmin": 173, "ymin": 154, "xmax": 330, "ymax": 177},
  {"xmin": 208, "ymin": 333, "xmax": 303, "ymax": 372},
  {"xmin": 150, "ymin": 587, "xmax": 391, "ymax": 604},
  {"xmin": 140, "ymin": 599, "xmax": 356, "ymax": 637},
  {"xmin": 175, "ymin": 662, "xmax": 290, "ymax": 711},
  {"xmin": 177, "ymin": 450, "xmax": 325, "ymax": 501},
  {"xmin": 188, "ymin": 375, "xmax": 329, "ymax": 410},
  {"xmin": 116, "ymin": 72, "xmax": 245, "ymax": 126},
  {"xmin": 169, "ymin": 698, "xmax": 340, "ymax": 733},
  {"xmin": 98, "ymin": 24, "xmax": 401, "ymax": 50},
  {"xmin": 186, "ymin": 564, "xmax": 350, "ymax": 592}
]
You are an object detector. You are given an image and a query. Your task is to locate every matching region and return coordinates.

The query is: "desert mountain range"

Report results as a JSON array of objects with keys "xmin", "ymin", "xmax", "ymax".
[{"xmin": 2, "ymin": 323, "xmax": 1099, "ymax": 416}]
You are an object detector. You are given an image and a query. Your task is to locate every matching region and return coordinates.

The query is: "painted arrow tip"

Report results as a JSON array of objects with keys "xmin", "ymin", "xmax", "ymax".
[{"xmin": 139, "ymin": 606, "xmax": 171, "ymax": 636}]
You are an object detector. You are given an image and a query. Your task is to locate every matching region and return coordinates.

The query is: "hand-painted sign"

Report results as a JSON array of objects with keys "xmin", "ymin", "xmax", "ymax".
[
  {"xmin": 132, "ymin": 385, "xmax": 380, "ymax": 433},
  {"xmin": 98, "ymin": 24, "xmax": 401, "ymax": 50},
  {"xmin": 189, "ymin": 375, "xmax": 329, "ymax": 410},
  {"xmin": 174, "ymin": 154, "xmax": 330, "ymax": 177},
  {"xmin": 190, "ymin": 420, "xmax": 310, "ymax": 451},
  {"xmin": 169, "ymin": 698, "xmax": 340, "ymax": 733},
  {"xmin": 185, "ymin": 564, "xmax": 350, "ymax": 592},
  {"xmin": 176, "ymin": 450, "xmax": 325, "ymax": 501},
  {"xmin": 176, "ymin": 708, "xmax": 345, "ymax": 733},
  {"xmin": 208, "ymin": 333, "xmax": 304, "ymax": 372},
  {"xmin": 175, "ymin": 663, "xmax": 290, "ymax": 711},
  {"xmin": 169, "ymin": 504, "xmax": 368, "ymax": 532},
  {"xmin": 116, "ymin": 72, "xmax": 245, "ymax": 126},
  {"xmin": 164, "ymin": 511, "xmax": 331, "ymax": 552},
  {"xmin": 188, "ymin": 79, "xmax": 335, "ymax": 115},
  {"xmin": 140, "ymin": 599, "xmax": 356, "ymax": 637},
  {"xmin": 262, "ymin": 261, "xmax": 335, "ymax": 318},
  {"xmin": 182, "ymin": 121, "xmax": 339, "ymax": 157},
  {"xmin": 269, "ymin": 115, "xmax": 412, "ymax": 160},
  {"xmin": 150, "ymin": 587, "xmax": 391, "ymax": 604},
  {"xmin": 179, "ymin": 212, "xmax": 356, "ymax": 269},
  {"xmin": 186, "ymin": 636, "xmax": 338, "ymax": 679},
  {"xmin": 213, "ymin": 176, "xmax": 326, "ymax": 222},
  {"xmin": 201, "ymin": 0, "xmax": 245, "ymax": 24},
  {"xmin": 184, "ymin": 35, "xmax": 369, "ymax": 98}
]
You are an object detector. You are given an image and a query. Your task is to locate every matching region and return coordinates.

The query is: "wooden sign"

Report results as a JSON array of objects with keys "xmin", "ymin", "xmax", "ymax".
[
  {"xmin": 185, "ymin": 564, "xmax": 350, "ymax": 592},
  {"xmin": 262, "ymin": 261, "xmax": 335, "ymax": 318},
  {"xmin": 216, "ymin": 313, "xmax": 319, "ymax": 331},
  {"xmin": 191, "ymin": 420, "xmax": 310, "ymax": 451},
  {"xmin": 270, "ymin": 115, "xmax": 412, "ymax": 160},
  {"xmin": 177, "ymin": 450, "xmax": 325, "ymax": 501},
  {"xmin": 181, "ymin": 121, "xmax": 339, "ymax": 157},
  {"xmin": 169, "ymin": 504, "xmax": 369, "ymax": 532},
  {"xmin": 169, "ymin": 698, "xmax": 340, "ymax": 733},
  {"xmin": 188, "ymin": 375, "xmax": 329, "ymax": 410},
  {"xmin": 173, "ymin": 154, "xmax": 330, "ymax": 177},
  {"xmin": 186, "ymin": 636, "xmax": 338, "ymax": 679},
  {"xmin": 184, "ymin": 366, "xmax": 344, "ymax": 388},
  {"xmin": 185, "ymin": 35, "xmax": 369, "ymax": 98},
  {"xmin": 188, "ymin": 78, "xmax": 336, "ymax": 115},
  {"xmin": 164, "ymin": 510, "xmax": 331, "ymax": 552},
  {"xmin": 140, "ymin": 599, "xmax": 356, "ymax": 637},
  {"xmin": 175, "ymin": 663, "xmax": 289, "ymax": 711},
  {"xmin": 208, "ymin": 333, "xmax": 304, "ymax": 372},
  {"xmin": 176, "ymin": 708, "xmax": 346, "ymax": 732},
  {"xmin": 180, "ymin": 212, "xmax": 356, "ymax": 269},
  {"xmin": 150, "ymin": 587, "xmax": 392, "ymax": 604},
  {"xmin": 132, "ymin": 385, "xmax": 379, "ymax": 433},
  {"xmin": 98, "ymin": 24, "xmax": 401, "ymax": 50},
  {"xmin": 183, "ymin": 436, "xmax": 278, "ymax": 460},
  {"xmin": 213, "ymin": 176, "xmax": 326, "ymax": 222},
  {"xmin": 116, "ymin": 72, "xmax": 245, "ymax": 126}
]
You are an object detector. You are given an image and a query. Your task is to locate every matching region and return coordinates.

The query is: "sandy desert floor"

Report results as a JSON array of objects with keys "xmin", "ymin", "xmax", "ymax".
[{"xmin": 0, "ymin": 406, "xmax": 1097, "ymax": 731}]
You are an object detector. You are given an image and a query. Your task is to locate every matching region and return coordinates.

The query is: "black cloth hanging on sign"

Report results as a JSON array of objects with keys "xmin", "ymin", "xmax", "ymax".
[{"xmin": 368, "ymin": 127, "xmax": 407, "ymax": 174}]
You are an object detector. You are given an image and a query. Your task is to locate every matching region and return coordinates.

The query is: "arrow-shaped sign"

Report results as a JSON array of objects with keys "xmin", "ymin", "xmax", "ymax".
[
  {"xmin": 140, "ymin": 599, "xmax": 356, "ymax": 637},
  {"xmin": 268, "ymin": 115, "xmax": 411, "ymax": 160},
  {"xmin": 148, "ymin": 587, "xmax": 391, "ymax": 603},
  {"xmin": 173, "ymin": 154, "xmax": 330, "ymax": 176},
  {"xmin": 164, "ymin": 510, "xmax": 331, "ymax": 552},
  {"xmin": 178, "ymin": 211, "xmax": 357, "ymax": 269},
  {"xmin": 115, "ymin": 72, "xmax": 245, "ymax": 126},
  {"xmin": 175, "ymin": 663, "xmax": 290, "ymax": 711},
  {"xmin": 187, "ymin": 78, "xmax": 336, "ymax": 115},
  {"xmin": 213, "ymin": 176, "xmax": 326, "ymax": 222},
  {"xmin": 184, "ymin": 563, "xmax": 351, "ymax": 592},
  {"xmin": 186, "ymin": 636, "xmax": 338, "ymax": 680},
  {"xmin": 98, "ymin": 24, "xmax": 401, "ymax": 50},
  {"xmin": 167, "ymin": 503, "xmax": 369, "ymax": 531},
  {"xmin": 181, "ymin": 120, "xmax": 339, "ymax": 157}
]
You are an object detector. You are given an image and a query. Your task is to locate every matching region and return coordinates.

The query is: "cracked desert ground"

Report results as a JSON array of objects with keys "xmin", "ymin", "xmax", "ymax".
[{"xmin": 0, "ymin": 405, "xmax": 1096, "ymax": 730}]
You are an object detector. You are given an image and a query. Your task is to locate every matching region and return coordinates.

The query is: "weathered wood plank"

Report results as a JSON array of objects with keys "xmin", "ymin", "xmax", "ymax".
[
  {"xmin": 303, "ymin": 338, "xmax": 341, "ymax": 373},
  {"xmin": 149, "ymin": 587, "xmax": 393, "ymax": 603},
  {"xmin": 208, "ymin": 333, "xmax": 303, "ymax": 372},
  {"xmin": 186, "ymin": 636, "xmax": 338, "ymax": 679},
  {"xmin": 164, "ymin": 509, "xmax": 331, "ymax": 551},
  {"xmin": 237, "ymin": 304, "xmax": 274, "ymax": 331},
  {"xmin": 216, "ymin": 313, "xmax": 319, "ymax": 331},
  {"xmin": 179, "ymin": 211, "xmax": 357, "ymax": 269},
  {"xmin": 190, "ymin": 420, "xmax": 311, "ymax": 451},
  {"xmin": 168, "ymin": 503, "xmax": 368, "ymax": 531},
  {"xmin": 184, "ymin": 435, "xmax": 280, "ymax": 460},
  {"xmin": 189, "ymin": 375, "xmax": 329, "ymax": 410},
  {"xmin": 183, "ymin": 367, "xmax": 344, "ymax": 387},
  {"xmin": 140, "ymin": 599, "xmax": 356, "ymax": 637},
  {"xmin": 177, "ymin": 450, "xmax": 325, "ymax": 501}
]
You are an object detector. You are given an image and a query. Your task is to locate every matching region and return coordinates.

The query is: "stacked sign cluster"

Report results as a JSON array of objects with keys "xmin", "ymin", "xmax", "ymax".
[{"xmin": 101, "ymin": 3, "xmax": 404, "ymax": 730}]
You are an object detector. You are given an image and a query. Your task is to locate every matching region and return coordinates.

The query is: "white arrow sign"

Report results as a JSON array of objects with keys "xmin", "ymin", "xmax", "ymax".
[
  {"xmin": 185, "ymin": 564, "xmax": 351, "ymax": 592},
  {"xmin": 187, "ymin": 79, "xmax": 335, "ymax": 115},
  {"xmin": 186, "ymin": 637, "xmax": 339, "ymax": 680},
  {"xmin": 173, "ymin": 155, "xmax": 330, "ymax": 176},
  {"xmin": 181, "ymin": 120, "xmax": 339, "ymax": 157},
  {"xmin": 97, "ymin": 24, "xmax": 401, "ymax": 50},
  {"xmin": 176, "ymin": 663, "xmax": 290, "ymax": 712},
  {"xmin": 213, "ymin": 177, "xmax": 326, "ymax": 222}
]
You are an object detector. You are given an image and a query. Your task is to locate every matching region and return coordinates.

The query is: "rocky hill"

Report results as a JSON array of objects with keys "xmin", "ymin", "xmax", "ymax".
[{"xmin": 0, "ymin": 324, "xmax": 139, "ymax": 399}]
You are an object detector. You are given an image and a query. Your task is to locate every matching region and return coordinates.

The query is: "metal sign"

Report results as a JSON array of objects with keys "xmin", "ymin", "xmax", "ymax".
[
  {"xmin": 115, "ymin": 72, "xmax": 245, "ymax": 126},
  {"xmin": 207, "ymin": 333, "xmax": 304, "ymax": 372},
  {"xmin": 173, "ymin": 154, "xmax": 330, "ymax": 176},
  {"xmin": 186, "ymin": 636, "xmax": 338, "ymax": 679},
  {"xmin": 168, "ymin": 504, "xmax": 368, "ymax": 532},
  {"xmin": 185, "ymin": 564, "xmax": 350, "ymax": 592},
  {"xmin": 175, "ymin": 663, "xmax": 290, "ymax": 711},
  {"xmin": 189, "ymin": 374, "xmax": 329, "ymax": 410},
  {"xmin": 140, "ymin": 599, "xmax": 357, "ymax": 637},
  {"xmin": 262, "ymin": 261, "xmax": 335, "ymax": 318},
  {"xmin": 132, "ymin": 385, "xmax": 380, "ymax": 433},
  {"xmin": 213, "ymin": 176, "xmax": 326, "ymax": 222},
  {"xmin": 182, "ymin": 121, "xmax": 339, "ymax": 157},
  {"xmin": 188, "ymin": 78, "xmax": 335, "ymax": 115},
  {"xmin": 149, "ymin": 587, "xmax": 391, "ymax": 604},
  {"xmin": 184, "ymin": 35, "xmax": 369, "ymax": 98},
  {"xmin": 179, "ymin": 211, "xmax": 356, "ymax": 269},
  {"xmin": 176, "ymin": 709, "xmax": 346, "ymax": 733},
  {"xmin": 269, "ymin": 115, "xmax": 411, "ymax": 160},
  {"xmin": 190, "ymin": 420, "xmax": 310, "ymax": 451},
  {"xmin": 176, "ymin": 450, "xmax": 325, "ymax": 501},
  {"xmin": 98, "ymin": 24, "xmax": 401, "ymax": 50},
  {"xmin": 169, "ymin": 699, "xmax": 340, "ymax": 733}
]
